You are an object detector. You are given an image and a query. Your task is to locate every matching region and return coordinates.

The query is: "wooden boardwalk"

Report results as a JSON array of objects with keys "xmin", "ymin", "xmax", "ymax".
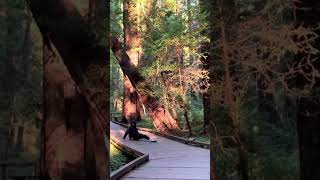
[{"xmin": 110, "ymin": 122, "xmax": 210, "ymax": 180}]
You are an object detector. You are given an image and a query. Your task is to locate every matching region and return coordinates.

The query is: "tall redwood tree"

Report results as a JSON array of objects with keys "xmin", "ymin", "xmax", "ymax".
[
  {"xmin": 26, "ymin": 0, "xmax": 109, "ymax": 179},
  {"xmin": 295, "ymin": 1, "xmax": 320, "ymax": 179},
  {"xmin": 122, "ymin": 0, "xmax": 143, "ymax": 124}
]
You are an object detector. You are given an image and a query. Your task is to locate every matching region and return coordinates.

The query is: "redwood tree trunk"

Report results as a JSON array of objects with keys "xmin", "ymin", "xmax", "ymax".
[
  {"xmin": 122, "ymin": 0, "xmax": 143, "ymax": 124},
  {"xmin": 42, "ymin": 40, "xmax": 100, "ymax": 180},
  {"xmin": 202, "ymin": 92, "xmax": 210, "ymax": 133},
  {"xmin": 200, "ymin": 41, "xmax": 211, "ymax": 134},
  {"xmin": 170, "ymin": 96, "xmax": 179, "ymax": 125},
  {"xmin": 295, "ymin": 1, "xmax": 320, "ymax": 179},
  {"xmin": 88, "ymin": 0, "xmax": 96, "ymax": 19},
  {"xmin": 122, "ymin": 77, "xmax": 140, "ymax": 123},
  {"xmin": 199, "ymin": 0, "xmax": 211, "ymax": 134},
  {"xmin": 26, "ymin": 0, "xmax": 109, "ymax": 179}
]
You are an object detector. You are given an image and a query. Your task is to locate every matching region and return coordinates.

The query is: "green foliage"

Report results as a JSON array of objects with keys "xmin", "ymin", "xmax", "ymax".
[
  {"xmin": 162, "ymin": 0, "xmax": 177, "ymax": 12},
  {"xmin": 110, "ymin": 50, "xmax": 124, "ymax": 112},
  {"xmin": 243, "ymin": 106, "xmax": 299, "ymax": 180},
  {"xmin": 110, "ymin": 143, "xmax": 130, "ymax": 172},
  {"xmin": 255, "ymin": 151, "xmax": 299, "ymax": 180},
  {"xmin": 137, "ymin": 118, "xmax": 155, "ymax": 129},
  {"xmin": 142, "ymin": 5, "xmax": 208, "ymax": 59},
  {"xmin": 214, "ymin": 150, "xmax": 240, "ymax": 180},
  {"xmin": 111, "ymin": 0, "xmax": 123, "ymax": 37},
  {"xmin": 110, "ymin": 1, "xmax": 210, "ymax": 142},
  {"xmin": 140, "ymin": 2, "xmax": 209, "ymax": 117},
  {"xmin": 207, "ymin": 0, "xmax": 319, "ymax": 178},
  {"xmin": 140, "ymin": 59, "xmax": 177, "ymax": 78}
]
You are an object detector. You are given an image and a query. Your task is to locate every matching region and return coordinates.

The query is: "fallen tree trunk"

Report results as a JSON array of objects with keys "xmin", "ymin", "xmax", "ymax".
[{"xmin": 111, "ymin": 37, "xmax": 181, "ymax": 132}]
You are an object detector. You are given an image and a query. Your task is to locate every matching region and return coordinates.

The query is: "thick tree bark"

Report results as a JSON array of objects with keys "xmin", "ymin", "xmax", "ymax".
[
  {"xmin": 26, "ymin": 1, "xmax": 109, "ymax": 179},
  {"xmin": 26, "ymin": 0, "xmax": 108, "ymax": 83},
  {"xmin": 200, "ymin": 42, "xmax": 211, "ymax": 134},
  {"xmin": 218, "ymin": 1, "xmax": 249, "ymax": 178},
  {"xmin": 42, "ymin": 40, "xmax": 100, "ymax": 180},
  {"xmin": 88, "ymin": 0, "xmax": 96, "ymax": 19},
  {"xmin": 200, "ymin": 0, "xmax": 216, "ymax": 178},
  {"xmin": 208, "ymin": 0, "xmax": 248, "ymax": 179},
  {"xmin": 202, "ymin": 92, "xmax": 210, "ymax": 133},
  {"xmin": 123, "ymin": 0, "xmax": 142, "ymax": 65},
  {"xmin": 122, "ymin": 0, "xmax": 143, "ymax": 124},
  {"xmin": 122, "ymin": 77, "xmax": 140, "ymax": 123},
  {"xmin": 26, "ymin": 0, "xmax": 109, "ymax": 119},
  {"xmin": 294, "ymin": 1, "xmax": 320, "ymax": 179},
  {"xmin": 111, "ymin": 37, "xmax": 180, "ymax": 132},
  {"xmin": 199, "ymin": 0, "xmax": 211, "ymax": 134},
  {"xmin": 161, "ymin": 72, "xmax": 171, "ymax": 114},
  {"xmin": 183, "ymin": 105, "xmax": 193, "ymax": 137},
  {"xmin": 170, "ymin": 96, "xmax": 179, "ymax": 124}
]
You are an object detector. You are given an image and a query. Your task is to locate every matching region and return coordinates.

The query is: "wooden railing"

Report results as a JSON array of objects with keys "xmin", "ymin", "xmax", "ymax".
[
  {"xmin": 110, "ymin": 137, "xmax": 149, "ymax": 180},
  {"xmin": 0, "ymin": 160, "xmax": 37, "ymax": 180}
]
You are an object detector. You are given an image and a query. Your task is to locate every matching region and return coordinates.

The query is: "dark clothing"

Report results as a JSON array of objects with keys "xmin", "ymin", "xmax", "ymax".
[
  {"xmin": 123, "ymin": 123, "xmax": 150, "ymax": 141},
  {"xmin": 134, "ymin": 133, "xmax": 150, "ymax": 141}
]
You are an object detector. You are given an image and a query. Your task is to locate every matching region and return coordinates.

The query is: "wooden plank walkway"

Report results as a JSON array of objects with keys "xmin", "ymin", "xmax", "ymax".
[{"xmin": 110, "ymin": 122, "xmax": 210, "ymax": 180}]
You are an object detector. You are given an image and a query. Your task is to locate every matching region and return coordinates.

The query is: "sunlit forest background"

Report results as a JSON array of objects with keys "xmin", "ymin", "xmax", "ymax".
[
  {"xmin": 0, "ymin": 0, "xmax": 319, "ymax": 179},
  {"xmin": 111, "ymin": 0, "xmax": 210, "ymax": 142},
  {"xmin": 110, "ymin": 0, "xmax": 319, "ymax": 179}
]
